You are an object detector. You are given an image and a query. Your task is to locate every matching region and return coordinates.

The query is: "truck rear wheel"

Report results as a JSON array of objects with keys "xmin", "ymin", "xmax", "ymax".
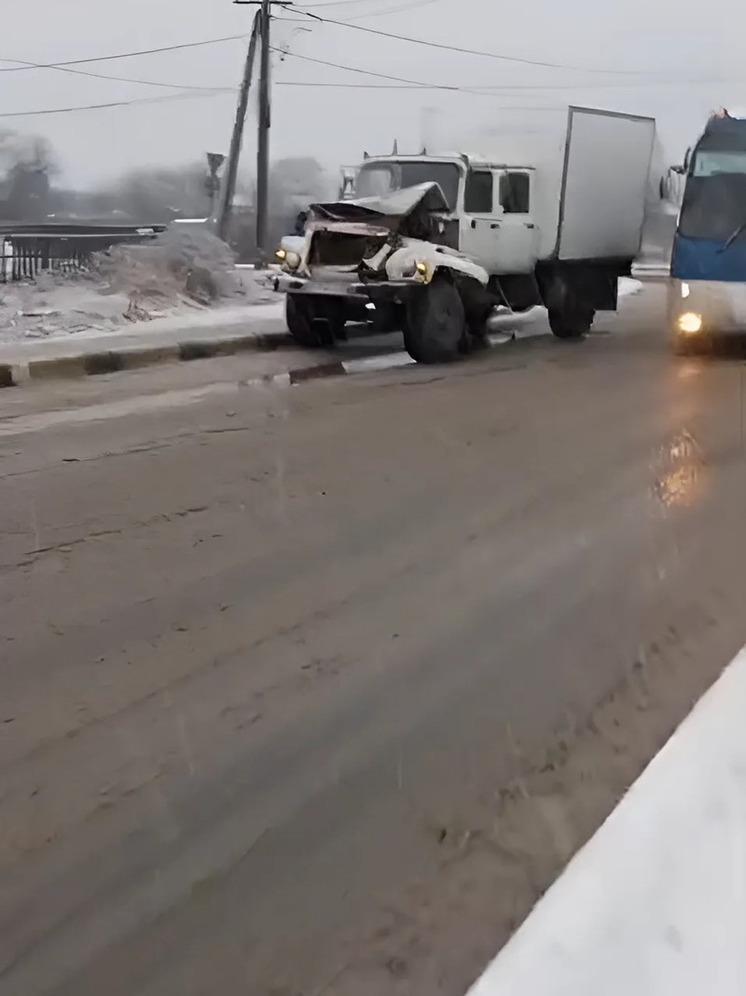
[
  {"xmin": 404, "ymin": 278, "xmax": 465, "ymax": 363},
  {"xmin": 548, "ymin": 306, "xmax": 595, "ymax": 339},
  {"xmin": 285, "ymin": 294, "xmax": 336, "ymax": 348}
]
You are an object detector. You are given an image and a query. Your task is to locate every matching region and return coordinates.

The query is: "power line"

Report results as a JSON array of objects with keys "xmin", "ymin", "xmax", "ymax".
[
  {"xmin": 0, "ymin": 90, "xmax": 226, "ymax": 118},
  {"xmin": 346, "ymin": 0, "xmax": 443, "ymax": 21},
  {"xmin": 283, "ymin": 8, "xmax": 674, "ymax": 76},
  {"xmin": 271, "ymin": 45, "xmax": 468, "ymax": 89},
  {"xmin": 2, "ymin": 56, "xmax": 232, "ymax": 91},
  {"xmin": 270, "ymin": 32, "xmax": 746, "ymax": 91},
  {"xmin": 0, "ymin": 34, "xmax": 248, "ymax": 74}
]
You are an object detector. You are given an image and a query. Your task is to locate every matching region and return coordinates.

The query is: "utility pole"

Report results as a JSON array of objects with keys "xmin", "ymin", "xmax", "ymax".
[
  {"xmin": 217, "ymin": 12, "xmax": 260, "ymax": 243},
  {"xmin": 233, "ymin": 0, "xmax": 289, "ymax": 259},
  {"xmin": 256, "ymin": 0, "xmax": 272, "ymax": 258}
]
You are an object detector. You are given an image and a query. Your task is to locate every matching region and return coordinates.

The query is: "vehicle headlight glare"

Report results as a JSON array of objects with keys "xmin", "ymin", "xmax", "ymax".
[{"xmin": 678, "ymin": 312, "xmax": 702, "ymax": 334}]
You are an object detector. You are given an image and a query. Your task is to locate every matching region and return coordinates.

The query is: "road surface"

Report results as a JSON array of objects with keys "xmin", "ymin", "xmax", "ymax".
[{"xmin": 2, "ymin": 286, "xmax": 746, "ymax": 995}]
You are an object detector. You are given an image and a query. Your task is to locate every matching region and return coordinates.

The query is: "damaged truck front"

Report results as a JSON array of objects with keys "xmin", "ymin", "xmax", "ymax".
[{"xmin": 274, "ymin": 182, "xmax": 493, "ymax": 363}]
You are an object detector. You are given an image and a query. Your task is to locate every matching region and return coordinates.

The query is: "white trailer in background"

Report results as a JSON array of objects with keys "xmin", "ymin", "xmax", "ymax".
[{"xmin": 275, "ymin": 107, "xmax": 656, "ymax": 362}]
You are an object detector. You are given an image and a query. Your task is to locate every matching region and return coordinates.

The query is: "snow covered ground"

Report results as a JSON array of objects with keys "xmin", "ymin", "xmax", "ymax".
[
  {"xmin": 0, "ymin": 268, "xmax": 276, "ymax": 346},
  {"xmin": 467, "ymin": 645, "xmax": 746, "ymax": 996}
]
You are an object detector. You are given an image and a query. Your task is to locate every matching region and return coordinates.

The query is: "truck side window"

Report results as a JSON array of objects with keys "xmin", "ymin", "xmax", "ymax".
[
  {"xmin": 464, "ymin": 171, "xmax": 493, "ymax": 213},
  {"xmin": 499, "ymin": 172, "xmax": 530, "ymax": 214}
]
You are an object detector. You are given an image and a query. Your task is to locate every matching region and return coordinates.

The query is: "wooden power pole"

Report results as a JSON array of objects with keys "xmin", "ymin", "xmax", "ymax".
[
  {"xmin": 230, "ymin": 0, "xmax": 286, "ymax": 259},
  {"xmin": 217, "ymin": 12, "xmax": 260, "ymax": 243},
  {"xmin": 256, "ymin": 0, "xmax": 272, "ymax": 258}
]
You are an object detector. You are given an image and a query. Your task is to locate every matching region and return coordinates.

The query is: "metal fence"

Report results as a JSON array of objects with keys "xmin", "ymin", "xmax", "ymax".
[{"xmin": 0, "ymin": 224, "xmax": 167, "ymax": 283}]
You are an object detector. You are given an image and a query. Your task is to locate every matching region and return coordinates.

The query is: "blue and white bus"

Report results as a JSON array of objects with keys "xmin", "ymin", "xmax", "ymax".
[{"xmin": 669, "ymin": 108, "xmax": 746, "ymax": 351}]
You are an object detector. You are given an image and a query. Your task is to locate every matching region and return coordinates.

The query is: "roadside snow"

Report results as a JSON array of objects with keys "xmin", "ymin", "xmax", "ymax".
[
  {"xmin": 0, "ymin": 227, "xmax": 276, "ymax": 345},
  {"xmin": 467, "ymin": 646, "xmax": 746, "ymax": 996}
]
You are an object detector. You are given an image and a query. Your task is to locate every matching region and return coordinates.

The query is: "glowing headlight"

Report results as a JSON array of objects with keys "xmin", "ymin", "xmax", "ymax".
[
  {"xmin": 402, "ymin": 259, "xmax": 430, "ymax": 280},
  {"xmin": 275, "ymin": 247, "xmax": 300, "ymax": 270},
  {"xmin": 677, "ymin": 312, "xmax": 702, "ymax": 334},
  {"xmin": 680, "ymin": 282, "xmax": 690, "ymax": 299}
]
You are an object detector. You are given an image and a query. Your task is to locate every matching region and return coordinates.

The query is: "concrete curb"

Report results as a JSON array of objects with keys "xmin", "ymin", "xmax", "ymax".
[
  {"xmin": 0, "ymin": 330, "xmax": 295, "ymax": 389},
  {"xmin": 0, "ymin": 320, "xmax": 548, "ymax": 391}
]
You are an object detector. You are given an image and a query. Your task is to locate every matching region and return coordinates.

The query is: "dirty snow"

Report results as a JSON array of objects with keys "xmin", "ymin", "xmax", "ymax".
[{"xmin": 0, "ymin": 227, "xmax": 275, "ymax": 344}]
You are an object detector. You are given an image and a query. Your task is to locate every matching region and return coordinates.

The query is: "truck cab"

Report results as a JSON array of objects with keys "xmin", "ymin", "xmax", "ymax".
[{"xmin": 352, "ymin": 155, "xmax": 539, "ymax": 276}]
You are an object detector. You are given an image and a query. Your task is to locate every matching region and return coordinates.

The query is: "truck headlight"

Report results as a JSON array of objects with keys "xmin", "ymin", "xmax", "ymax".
[
  {"xmin": 276, "ymin": 247, "xmax": 300, "ymax": 270},
  {"xmin": 402, "ymin": 259, "xmax": 430, "ymax": 281}
]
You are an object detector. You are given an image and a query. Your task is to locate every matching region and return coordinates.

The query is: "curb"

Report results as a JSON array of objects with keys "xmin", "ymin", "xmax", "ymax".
[
  {"xmin": 0, "ymin": 323, "xmax": 547, "ymax": 392},
  {"xmin": 0, "ymin": 330, "xmax": 295, "ymax": 389}
]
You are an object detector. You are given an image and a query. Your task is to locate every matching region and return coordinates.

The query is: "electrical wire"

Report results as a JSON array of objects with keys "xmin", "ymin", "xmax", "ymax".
[
  {"xmin": 0, "ymin": 34, "xmax": 248, "ymax": 74},
  {"xmin": 2, "ymin": 56, "xmax": 232, "ymax": 91},
  {"xmin": 281, "ymin": 7, "xmax": 675, "ymax": 76},
  {"xmin": 271, "ymin": 45, "xmax": 471, "ymax": 90},
  {"xmin": 0, "ymin": 91, "xmax": 226, "ymax": 118},
  {"xmin": 345, "ymin": 0, "xmax": 443, "ymax": 21},
  {"xmin": 270, "ymin": 32, "xmax": 746, "ymax": 91}
]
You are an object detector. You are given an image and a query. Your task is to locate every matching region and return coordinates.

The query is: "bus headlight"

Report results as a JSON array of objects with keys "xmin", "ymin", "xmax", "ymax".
[
  {"xmin": 680, "ymin": 282, "xmax": 690, "ymax": 298},
  {"xmin": 677, "ymin": 312, "xmax": 702, "ymax": 334}
]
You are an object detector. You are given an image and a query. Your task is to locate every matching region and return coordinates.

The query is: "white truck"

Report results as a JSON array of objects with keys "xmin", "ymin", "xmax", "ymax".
[{"xmin": 274, "ymin": 106, "xmax": 656, "ymax": 363}]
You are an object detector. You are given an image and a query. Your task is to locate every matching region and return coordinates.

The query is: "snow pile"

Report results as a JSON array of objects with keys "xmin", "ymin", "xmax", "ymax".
[
  {"xmin": 90, "ymin": 227, "xmax": 270, "ymax": 316},
  {"xmin": 0, "ymin": 277, "xmax": 131, "ymax": 343},
  {"xmin": 0, "ymin": 226, "xmax": 275, "ymax": 343}
]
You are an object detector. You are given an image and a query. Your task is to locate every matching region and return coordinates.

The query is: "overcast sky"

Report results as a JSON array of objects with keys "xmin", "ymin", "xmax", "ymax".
[{"xmin": 4, "ymin": 0, "xmax": 746, "ymax": 186}]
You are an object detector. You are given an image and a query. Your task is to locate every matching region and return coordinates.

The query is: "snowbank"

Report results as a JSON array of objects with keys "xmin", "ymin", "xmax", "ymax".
[
  {"xmin": 467, "ymin": 646, "xmax": 746, "ymax": 996},
  {"xmin": 0, "ymin": 227, "xmax": 275, "ymax": 344}
]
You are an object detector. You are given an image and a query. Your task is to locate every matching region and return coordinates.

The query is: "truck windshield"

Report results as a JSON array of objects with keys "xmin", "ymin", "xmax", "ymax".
[
  {"xmin": 679, "ymin": 150, "xmax": 746, "ymax": 240},
  {"xmin": 354, "ymin": 161, "xmax": 460, "ymax": 210}
]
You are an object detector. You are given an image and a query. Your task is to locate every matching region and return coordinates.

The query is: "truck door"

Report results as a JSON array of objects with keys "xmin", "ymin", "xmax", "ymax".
[
  {"xmin": 460, "ymin": 168, "xmax": 502, "ymax": 271},
  {"xmin": 494, "ymin": 169, "xmax": 538, "ymax": 274},
  {"xmin": 460, "ymin": 168, "xmax": 538, "ymax": 274}
]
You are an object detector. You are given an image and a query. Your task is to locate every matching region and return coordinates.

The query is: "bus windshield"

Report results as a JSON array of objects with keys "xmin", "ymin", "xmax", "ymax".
[
  {"xmin": 679, "ymin": 152, "xmax": 746, "ymax": 240},
  {"xmin": 354, "ymin": 160, "xmax": 461, "ymax": 210},
  {"xmin": 692, "ymin": 150, "xmax": 746, "ymax": 177}
]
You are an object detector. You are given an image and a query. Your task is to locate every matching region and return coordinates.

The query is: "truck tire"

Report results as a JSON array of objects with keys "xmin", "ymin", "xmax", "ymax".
[
  {"xmin": 285, "ymin": 294, "xmax": 335, "ymax": 348},
  {"xmin": 548, "ymin": 306, "xmax": 595, "ymax": 339},
  {"xmin": 404, "ymin": 278, "xmax": 465, "ymax": 363}
]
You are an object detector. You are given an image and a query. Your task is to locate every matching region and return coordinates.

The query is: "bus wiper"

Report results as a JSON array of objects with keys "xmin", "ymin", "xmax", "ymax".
[{"xmin": 718, "ymin": 221, "xmax": 746, "ymax": 252}]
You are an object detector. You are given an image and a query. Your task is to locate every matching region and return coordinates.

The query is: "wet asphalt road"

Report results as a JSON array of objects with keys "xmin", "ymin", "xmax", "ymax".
[{"xmin": 2, "ymin": 284, "xmax": 746, "ymax": 995}]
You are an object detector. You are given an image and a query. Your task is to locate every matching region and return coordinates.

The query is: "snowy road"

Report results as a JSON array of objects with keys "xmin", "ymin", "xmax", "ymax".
[{"xmin": 1, "ymin": 284, "xmax": 745, "ymax": 995}]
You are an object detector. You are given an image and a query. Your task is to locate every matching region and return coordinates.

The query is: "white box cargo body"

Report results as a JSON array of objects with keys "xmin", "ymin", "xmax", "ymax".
[{"xmin": 488, "ymin": 106, "xmax": 656, "ymax": 261}]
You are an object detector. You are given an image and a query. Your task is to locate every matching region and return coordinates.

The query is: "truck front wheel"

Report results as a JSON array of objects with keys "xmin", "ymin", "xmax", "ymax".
[
  {"xmin": 548, "ymin": 306, "xmax": 595, "ymax": 339},
  {"xmin": 404, "ymin": 278, "xmax": 465, "ymax": 363},
  {"xmin": 285, "ymin": 294, "xmax": 336, "ymax": 348}
]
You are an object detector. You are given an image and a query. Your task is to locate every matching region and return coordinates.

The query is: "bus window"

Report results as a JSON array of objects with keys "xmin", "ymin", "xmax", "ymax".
[{"xmin": 693, "ymin": 151, "xmax": 746, "ymax": 177}]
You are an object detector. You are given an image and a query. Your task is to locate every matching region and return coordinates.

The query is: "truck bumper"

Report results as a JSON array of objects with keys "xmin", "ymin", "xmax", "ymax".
[{"xmin": 272, "ymin": 273, "xmax": 423, "ymax": 308}]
